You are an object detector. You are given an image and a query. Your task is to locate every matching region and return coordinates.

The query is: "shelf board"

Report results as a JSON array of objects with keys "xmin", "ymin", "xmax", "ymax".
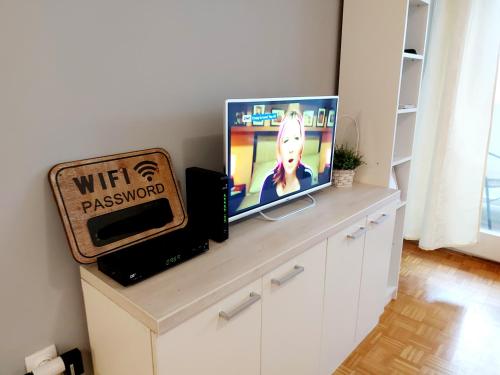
[
  {"xmin": 392, "ymin": 156, "xmax": 412, "ymax": 166},
  {"xmin": 397, "ymin": 107, "xmax": 417, "ymax": 114},
  {"xmin": 409, "ymin": 0, "xmax": 429, "ymax": 6},
  {"xmin": 397, "ymin": 200, "xmax": 407, "ymax": 209},
  {"xmin": 403, "ymin": 52, "xmax": 424, "ymax": 60}
]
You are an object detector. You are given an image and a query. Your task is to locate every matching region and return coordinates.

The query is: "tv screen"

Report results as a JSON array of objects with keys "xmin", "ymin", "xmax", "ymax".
[{"xmin": 225, "ymin": 96, "xmax": 338, "ymax": 221}]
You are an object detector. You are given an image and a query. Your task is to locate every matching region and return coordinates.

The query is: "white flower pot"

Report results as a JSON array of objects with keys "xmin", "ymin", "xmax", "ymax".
[{"xmin": 333, "ymin": 169, "xmax": 355, "ymax": 188}]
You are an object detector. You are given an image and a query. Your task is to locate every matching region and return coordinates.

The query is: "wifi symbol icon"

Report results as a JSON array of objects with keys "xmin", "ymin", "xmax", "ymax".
[{"xmin": 134, "ymin": 160, "xmax": 158, "ymax": 182}]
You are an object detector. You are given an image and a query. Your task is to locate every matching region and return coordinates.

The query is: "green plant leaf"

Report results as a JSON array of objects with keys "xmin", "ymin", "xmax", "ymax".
[{"xmin": 332, "ymin": 144, "xmax": 365, "ymax": 170}]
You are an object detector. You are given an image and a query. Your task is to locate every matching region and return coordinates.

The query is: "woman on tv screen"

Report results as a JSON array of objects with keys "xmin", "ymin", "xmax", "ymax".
[
  {"xmin": 259, "ymin": 111, "xmax": 313, "ymax": 205},
  {"xmin": 226, "ymin": 96, "xmax": 337, "ymax": 221}
]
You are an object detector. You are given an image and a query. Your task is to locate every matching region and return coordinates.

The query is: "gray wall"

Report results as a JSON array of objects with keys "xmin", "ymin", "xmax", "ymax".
[{"xmin": 0, "ymin": 1, "xmax": 342, "ymax": 373}]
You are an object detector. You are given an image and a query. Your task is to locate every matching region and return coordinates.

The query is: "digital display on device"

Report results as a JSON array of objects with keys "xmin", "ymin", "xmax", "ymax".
[{"xmin": 225, "ymin": 96, "xmax": 338, "ymax": 221}]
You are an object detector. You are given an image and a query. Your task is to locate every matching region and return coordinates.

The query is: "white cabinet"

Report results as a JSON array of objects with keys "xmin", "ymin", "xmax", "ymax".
[
  {"xmin": 157, "ymin": 279, "xmax": 262, "ymax": 375},
  {"xmin": 80, "ymin": 188, "xmax": 400, "ymax": 375},
  {"xmin": 320, "ymin": 218, "xmax": 366, "ymax": 375},
  {"xmin": 158, "ymin": 241, "xmax": 327, "ymax": 375},
  {"xmin": 81, "ymin": 280, "xmax": 156, "ymax": 375},
  {"xmin": 320, "ymin": 202, "xmax": 396, "ymax": 374},
  {"xmin": 356, "ymin": 207, "xmax": 396, "ymax": 343},
  {"xmin": 261, "ymin": 241, "xmax": 326, "ymax": 375}
]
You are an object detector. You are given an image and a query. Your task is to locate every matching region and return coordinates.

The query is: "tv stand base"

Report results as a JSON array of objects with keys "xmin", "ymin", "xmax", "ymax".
[{"xmin": 258, "ymin": 194, "xmax": 316, "ymax": 222}]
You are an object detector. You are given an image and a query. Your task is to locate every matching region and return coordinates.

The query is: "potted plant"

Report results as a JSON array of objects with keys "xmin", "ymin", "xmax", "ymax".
[{"xmin": 332, "ymin": 144, "xmax": 365, "ymax": 187}]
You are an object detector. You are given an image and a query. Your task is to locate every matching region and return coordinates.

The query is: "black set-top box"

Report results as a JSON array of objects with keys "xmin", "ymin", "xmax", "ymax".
[{"xmin": 98, "ymin": 228, "xmax": 208, "ymax": 286}]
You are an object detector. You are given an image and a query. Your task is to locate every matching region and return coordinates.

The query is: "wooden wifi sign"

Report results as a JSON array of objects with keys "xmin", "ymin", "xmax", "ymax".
[{"xmin": 49, "ymin": 148, "xmax": 187, "ymax": 263}]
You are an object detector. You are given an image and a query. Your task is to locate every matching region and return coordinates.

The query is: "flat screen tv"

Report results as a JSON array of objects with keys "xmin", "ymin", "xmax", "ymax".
[{"xmin": 225, "ymin": 96, "xmax": 338, "ymax": 222}]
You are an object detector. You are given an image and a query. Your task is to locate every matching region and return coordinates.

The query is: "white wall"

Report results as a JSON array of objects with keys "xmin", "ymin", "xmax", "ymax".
[{"xmin": 0, "ymin": 0, "xmax": 342, "ymax": 373}]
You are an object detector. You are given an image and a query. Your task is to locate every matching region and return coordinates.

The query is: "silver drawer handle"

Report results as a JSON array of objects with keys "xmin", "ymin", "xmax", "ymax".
[
  {"xmin": 219, "ymin": 292, "xmax": 261, "ymax": 321},
  {"xmin": 370, "ymin": 214, "xmax": 388, "ymax": 225},
  {"xmin": 271, "ymin": 265, "xmax": 305, "ymax": 286},
  {"xmin": 346, "ymin": 227, "xmax": 367, "ymax": 239}
]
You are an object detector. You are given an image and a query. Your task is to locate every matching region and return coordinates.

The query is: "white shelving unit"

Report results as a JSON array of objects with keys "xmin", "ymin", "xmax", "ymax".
[{"xmin": 337, "ymin": 0, "xmax": 430, "ymax": 299}]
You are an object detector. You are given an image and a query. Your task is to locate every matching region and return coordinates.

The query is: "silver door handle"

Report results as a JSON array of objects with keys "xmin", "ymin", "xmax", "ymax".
[
  {"xmin": 219, "ymin": 292, "xmax": 261, "ymax": 321},
  {"xmin": 271, "ymin": 265, "xmax": 305, "ymax": 286},
  {"xmin": 370, "ymin": 214, "xmax": 388, "ymax": 225},
  {"xmin": 346, "ymin": 227, "xmax": 367, "ymax": 239}
]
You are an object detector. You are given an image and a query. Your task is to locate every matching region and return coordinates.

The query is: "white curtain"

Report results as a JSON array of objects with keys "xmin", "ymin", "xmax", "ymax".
[{"xmin": 404, "ymin": 0, "xmax": 500, "ymax": 250}]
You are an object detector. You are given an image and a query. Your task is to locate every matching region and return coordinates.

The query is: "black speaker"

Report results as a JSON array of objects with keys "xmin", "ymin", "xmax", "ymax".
[{"xmin": 186, "ymin": 167, "xmax": 229, "ymax": 242}]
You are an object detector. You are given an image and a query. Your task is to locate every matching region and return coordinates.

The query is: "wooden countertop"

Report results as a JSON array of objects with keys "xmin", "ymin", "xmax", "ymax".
[{"xmin": 80, "ymin": 183, "xmax": 399, "ymax": 335}]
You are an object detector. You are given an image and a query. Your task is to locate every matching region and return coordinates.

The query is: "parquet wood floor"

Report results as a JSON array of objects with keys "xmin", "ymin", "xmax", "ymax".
[{"xmin": 335, "ymin": 241, "xmax": 500, "ymax": 375}]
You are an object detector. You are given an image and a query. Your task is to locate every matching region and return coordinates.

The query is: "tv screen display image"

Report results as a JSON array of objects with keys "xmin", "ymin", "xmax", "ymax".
[{"xmin": 225, "ymin": 96, "xmax": 338, "ymax": 221}]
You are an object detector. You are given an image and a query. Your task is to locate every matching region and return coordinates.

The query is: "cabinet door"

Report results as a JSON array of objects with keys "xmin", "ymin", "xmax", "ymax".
[
  {"xmin": 261, "ymin": 241, "xmax": 327, "ymax": 375},
  {"xmin": 320, "ymin": 218, "xmax": 366, "ymax": 375},
  {"xmin": 156, "ymin": 279, "xmax": 262, "ymax": 375},
  {"xmin": 356, "ymin": 204, "xmax": 396, "ymax": 344}
]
